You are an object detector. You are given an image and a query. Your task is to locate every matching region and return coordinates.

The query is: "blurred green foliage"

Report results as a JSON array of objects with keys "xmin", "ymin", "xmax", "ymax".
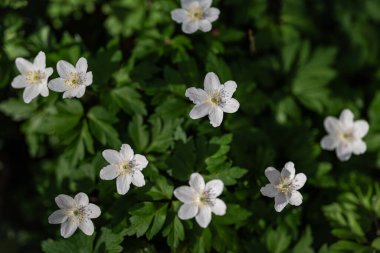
[{"xmin": 1, "ymin": 0, "xmax": 380, "ymax": 252}]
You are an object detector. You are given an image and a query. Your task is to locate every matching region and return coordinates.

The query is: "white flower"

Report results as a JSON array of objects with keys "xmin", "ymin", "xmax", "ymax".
[
  {"xmin": 185, "ymin": 72, "xmax": 239, "ymax": 127},
  {"xmin": 321, "ymin": 109, "xmax": 369, "ymax": 161},
  {"xmin": 260, "ymin": 162, "xmax": 307, "ymax": 212},
  {"xmin": 173, "ymin": 173, "xmax": 226, "ymax": 228},
  {"xmin": 99, "ymin": 144, "xmax": 148, "ymax": 195},
  {"xmin": 48, "ymin": 57, "xmax": 93, "ymax": 99},
  {"xmin": 11, "ymin": 51, "xmax": 53, "ymax": 103},
  {"xmin": 48, "ymin": 192, "xmax": 101, "ymax": 238},
  {"xmin": 171, "ymin": 0, "xmax": 220, "ymax": 34}
]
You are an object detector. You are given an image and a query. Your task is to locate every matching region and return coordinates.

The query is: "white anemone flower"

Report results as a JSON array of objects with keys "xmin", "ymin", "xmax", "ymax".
[
  {"xmin": 11, "ymin": 51, "xmax": 53, "ymax": 103},
  {"xmin": 99, "ymin": 144, "xmax": 148, "ymax": 195},
  {"xmin": 48, "ymin": 192, "xmax": 101, "ymax": 238},
  {"xmin": 173, "ymin": 173, "xmax": 226, "ymax": 228},
  {"xmin": 48, "ymin": 57, "xmax": 93, "ymax": 99},
  {"xmin": 321, "ymin": 109, "xmax": 369, "ymax": 161},
  {"xmin": 260, "ymin": 162, "xmax": 307, "ymax": 212},
  {"xmin": 171, "ymin": 0, "xmax": 220, "ymax": 34},
  {"xmin": 185, "ymin": 72, "xmax": 240, "ymax": 127}
]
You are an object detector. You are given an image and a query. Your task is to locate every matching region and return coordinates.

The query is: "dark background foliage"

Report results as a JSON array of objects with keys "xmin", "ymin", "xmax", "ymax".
[{"xmin": 1, "ymin": 0, "xmax": 380, "ymax": 252}]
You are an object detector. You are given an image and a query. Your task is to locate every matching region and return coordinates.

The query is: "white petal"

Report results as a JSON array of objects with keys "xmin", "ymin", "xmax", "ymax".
[
  {"xmin": 281, "ymin": 162, "xmax": 295, "ymax": 180},
  {"xmin": 293, "ymin": 173, "xmax": 307, "ymax": 190},
  {"xmin": 174, "ymin": 186, "xmax": 197, "ymax": 203},
  {"xmin": 339, "ymin": 109, "xmax": 354, "ymax": 128},
  {"xmin": 86, "ymin": 203, "xmax": 101, "ymax": 219},
  {"xmin": 33, "ymin": 51, "xmax": 46, "ymax": 69},
  {"xmin": 353, "ymin": 120, "xmax": 369, "ymax": 138},
  {"xmin": 178, "ymin": 203, "xmax": 198, "ymax": 219},
  {"xmin": 182, "ymin": 20, "xmax": 199, "ymax": 34},
  {"xmin": 222, "ymin": 98, "xmax": 239, "ymax": 113},
  {"xmin": 74, "ymin": 192, "xmax": 89, "ymax": 207},
  {"xmin": 116, "ymin": 174, "xmax": 132, "ymax": 195},
  {"xmin": 48, "ymin": 78, "xmax": 67, "ymax": 92},
  {"xmin": 131, "ymin": 170, "xmax": 145, "ymax": 187},
  {"xmin": 274, "ymin": 193, "xmax": 288, "ymax": 212},
  {"xmin": 189, "ymin": 103, "xmax": 212, "ymax": 119},
  {"xmin": 223, "ymin": 81, "xmax": 237, "ymax": 98},
  {"xmin": 181, "ymin": 0, "xmax": 193, "ymax": 9},
  {"xmin": 76, "ymin": 57, "xmax": 88, "ymax": 73},
  {"xmin": 320, "ymin": 135, "xmax": 337, "ymax": 150},
  {"xmin": 189, "ymin": 173, "xmax": 205, "ymax": 193},
  {"xmin": 15, "ymin": 57, "xmax": 34, "ymax": 74},
  {"xmin": 171, "ymin": 9, "xmax": 188, "ymax": 23},
  {"xmin": 23, "ymin": 86, "xmax": 40, "ymax": 103},
  {"xmin": 260, "ymin": 184, "xmax": 277, "ymax": 198},
  {"xmin": 134, "ymin": 154, "xmax": 149, "ymax": 170},
  {"xmin": 185, "ymin": 87, "xmax": 209, "ymax": 105},
  {"xmin": 209, "ymin": 106, "xmax": 224, "ymax": 127},
  {"xmin": 199, "ymin": 20, "xmax": 212, "ymax": 32},
  {"xmin": 75, "ymin": 85, "xmax": 86, "ymax": 98},
  {"xmin": 11, "ymin": 75, "xmax": 27, "ymax": 88},
  {"xmin": 102, "ymin": 149, "xmax": 122, "ymax": 164},
  {"xmin": 40, "ymin": 85, "xmax": 49, "ymax": 97},
  {"xmin": 289, "ymin": 191, "xmax": 303, "ymax": 206},
  {"xmin": 211, "ymin": 199, "xmax": 226, "ymax": 216},
  {"xmin": 79, "ymin": 218, "xmax": 94, "ymax": 236},
  {"xmin": 60, "ymin": 219, "xmax": 78, "ymax": 238},
  {"xmin": 324, "ymin": 116, "xmax": 340, "ymax": 134},
  {"xmin": 336, "ymin": 142, "xmax": 352, "ymax": 161},
  {"xmin": 48, "ymin": 210, "xmax": 68, "ymax": 224},
  {"xmin": 204, "ymin": 72, "xmax": 220, "ymax": 94},
  {"xmin": 200, "ymin": 0, "xmax": 211, "ymax": 8},
  {"xmin": 205, "ymin": 179, "xmax": 224, "ymax": 197},
  {"xmin": 195, "ymin": 205, "xmax": 212, "ymax": 228},
  {"xmin": 264, "ymin": 167, "xmax": 280, "ymax": 185},
  {"xmin": 204, "ymin": 7, "xmax": 220, "ymax": 22},
  {"xmin": 57, "ymin": 60, "xmax": 76, "ymax": 78},
  {"xmin": 84, "ymin": 72, "xmax": 93, "ymax": 86},
  {"xmin": 100, "ymin": 165, "xmax": 118, "ymax": 180},
  {"xmin": 55, "ymin": 194, "xmax": 75, "ymax": 209},
  {"xmin": 45, "ymin": 67, "xmax": 54, "ymax": 78},
  {"xmin": 120, "ymin": 144, "xmax": 134, "ymax": 161},
  {"xmin": 352, "ymin": 140, "xmax": 366, "ymax": 155}
]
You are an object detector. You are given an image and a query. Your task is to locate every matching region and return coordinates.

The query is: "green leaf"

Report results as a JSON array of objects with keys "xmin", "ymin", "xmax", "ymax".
[
  {"xmin": 266, "ymin": 226, "xmax": 292, "ymax": 253},
  {"xmin": 146, "ymin": 175, "xmax": 174, "ymax": 200},
  {"xmin": 0, "ymin": 98, "xmax": 38, "ymax": 121},
  {"xmin": 42, "ymin": 233, "xmax": 94, "ymax": 253},
  {"xmin": 371, "ymin": 237, "xmax": 380, "ymax": 250},
  {"xmin": 292, "ymin": 226, "xmax": 314, "ymax": 253},
  {"xmin": 162, "ymin": 216, "xmax": 185, "ymax": 249},
  {"xmin": 110, "ymin": 86, "xmax": 147, "ymax": 115},
  {"xmin": 193, "ymin": 228, "xmax": 212, "ymax": 253},
  {"xmin": 128, "ymin": 115, "xmax": 149, "ymax": 152},
  {"xmin": 94, "ymin": 227, "xmax": 128, "ymax": 253}
]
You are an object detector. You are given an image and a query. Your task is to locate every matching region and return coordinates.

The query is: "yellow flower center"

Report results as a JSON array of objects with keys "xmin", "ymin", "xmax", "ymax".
[
  {"xmin": 25, "ymin": 71, "xmax": 45, "ymax": 85},
  {"xmin": 65, "ymin": 72, "xmax": 82, "ymax": 88},
  {"xmin": 276, "ymin": 177, "xmax": 293, "ymax": 194},
  {"xmin": 189, "ymin": 6, "xmax": 204, "ymax": 20}
]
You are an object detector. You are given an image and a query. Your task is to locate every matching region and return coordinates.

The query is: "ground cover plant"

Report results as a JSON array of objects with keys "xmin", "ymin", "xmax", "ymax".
[{"xmin": 1, "ymin": 0, "xmax": 380, "ymax": 252}]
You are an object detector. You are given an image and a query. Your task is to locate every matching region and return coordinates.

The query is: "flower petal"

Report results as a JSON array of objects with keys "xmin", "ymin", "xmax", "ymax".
[
  {"xmin": 189, "ymin": 173, "xmax": 205, "ymax": 193},
  {"xmin": 199, "ymin": 20, "xmax": 212, "ymax": 32},
  {"xmin": 199, "ymin": 0, "xmax": 211, "ymax": 8},
  {"xmin": 336, "ymin": 142, "xmax": 352, "ymax": 161},
  {"xmin": 11, "ymin": 75, "xmax": 27, "ymax": 88},
  {"xmin": 45, "ymin": 67, "xmax": 54, "ymax": 78},
  {"xmin": 23, "ymin": 86, "xmax": 40, "ymax": 103},
  {"xmin": 174, "ymin": 186, "xmax": 197, "ymax": 203},
  {"xmin": 293, "ymin": 173, "xmax": 307, "ymax": 190},
  {"xmin": 211, "ymin": 198, "xmax": 226, "ymax": 216},
  {"xmin": 182, "ymin": 20, "xmax": 199, "ymax": 34},
  {"xmin": 62, "ymin": 89, "xmax": 76, "ymax": 99},
  {"xmin": 48, "ymin": 210, "xmax": 68, "ymax": 224},
  {"xmin": 281, "ymin": 162, "xmax": 295, "ymax": 180},
  {"xmin": 132, "ymin": 170, "xmax": 145, "ymax": 187},
  {"xmin": 274, "ymin": 192, "xmax": 288, "ymax": 212},
  {"xmin": 76, "ymin": 57, "xmax": 88, "ymax": 73},
  {"xmin": 339, "ymin": 109, "xmax": 354, "ymax": 128},
  {"xmin": 100, "ymin": 165, "xmax": 119, "ymax": 180},
  {"xmin": 40, "ymin": 85, "xmax": 49, "ymax": 97},
  {"xmin": 79, "ymin": 218, "xmax": 94, "ymax": 236},
  {"xmin": 204, "ymin": 7, "xmax": 220, "ymax": 22},
  {"xmin": 185, "ymin": 87, "xmax": 209, "ymax": 105},
  {"xmin": 178, "ymin": 203, "xmax": 198, "ymax": 219},
  {"xmin": 205, "ymin": 179, "xmax": 224, "ymax": 197},
  {"xmin": 74, "ymin": 192, "xmax": 89, "ymax": 206},
  {"xmin": 102, "ymin": 149, "xmax": 122, "ymax": 164},
  {"xmin": 320, "ymin": 135, "xmax": 337, "ymax": 150},
  {"xmin": 222, "ymin": 98, "xmax": 239, "ymax": 113},
  {"xmin": 260, "ymin": 184, "xmax": 277, "ymax": 198},
  {"xmin": 264, "ymin": 167, "xmax": 280, "ymax": 185},
  {"xmin": 324, "ymin": 116, "xmax": 340, "ymax": 134},
  {"xmin": 33, "ymin": 51, "xmax": 46, "ymax": 69},
  {"xmin": 289, "ymin": 191, "xmax": 303, "ymax": 206},
  {"xmin": 116, "ymin": 174, "xmax": 132, "ymax": 195},
  {"xmin": 57, "ymin": 60, "xmax": 76, "ymax": 78},
  {"xmin": 86, "ymin": 203, "xmax": 101, "ymax": 219},
  {"xmin": 204, "ymin": 72, "xmax": 220, "ymax": 94},
  {"xmin": 75, "ymin": 85, "xmax": 86, "ymax": 98},
  {"xmin": 171, "ymin": 9, "xmax": 188, "ymax": 23},
  {"xmin": 195, "ymin": 205, "xmax": 212, "ymax": 228},
  {"xmin": 352, "ymin": 140, "xmax": 366, "ymax": 155},
  {"xmin": 189, "ymin": 103, "xmax": 212, "ymax": 119},
  {"xmin": 354, "ymin": 120, "xmax": 369, "ymax": 138},
  {"xmin": 209, "ymin": 106, "xmax": 224, "ymax": 127},
  {"xmin": 134, "ymin": 154, "xmax": 149, "ymax": 170},
  {"xmin": 181, "ymin": 0, "xmax": 193, "ymax": 9},
  {"xmin": 15, "ymin": 57, "xmax": 34, "ymax": 74},
  {"xmin": 60, "ymin": 219, "xmax": 78, "ymax": 238},
  {"xmin": 84, "ymin": 72, "xmax": 93, "ymax": 86},
  {"xmin": 120, "ymin": 144, "xmax": 134, "ymax": 161},
  {"xmin": 48, "ymin": 78, "xmax": 67, "ymax": 92},
  {"xmin": 55, "ymin": 194, "xmax": 75, "ymax": 209},
  {"xmin": 223, "ymin": 81, "xmax": 237, "ymax": 98}
]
